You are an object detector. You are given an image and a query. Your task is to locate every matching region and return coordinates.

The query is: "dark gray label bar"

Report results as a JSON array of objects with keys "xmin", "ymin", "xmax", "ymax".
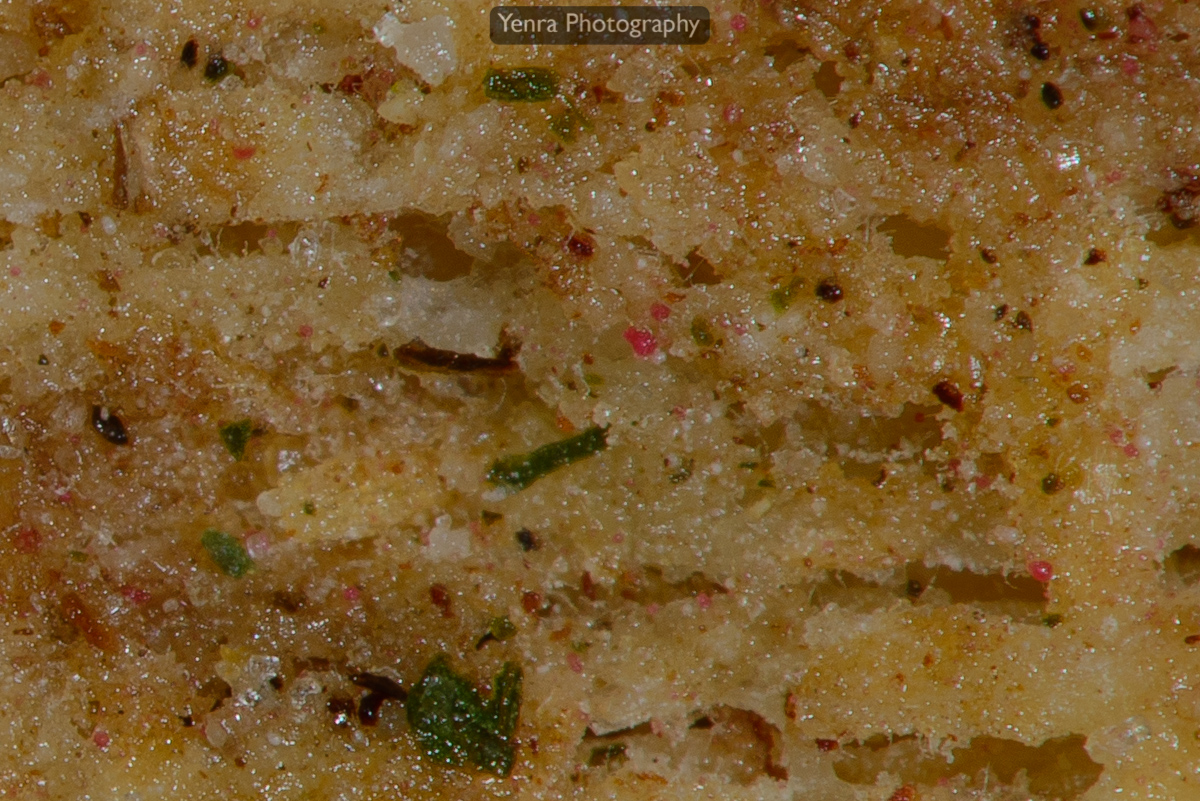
[{"xmin": 491, "ymin": 6, "xmax": 710, "ymax": 45}]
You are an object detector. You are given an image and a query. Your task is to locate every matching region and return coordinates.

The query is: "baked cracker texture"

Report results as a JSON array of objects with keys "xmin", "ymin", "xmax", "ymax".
[{"xmin": 1, "ymin": 0, "xmax": 1198, "ymax": 798}]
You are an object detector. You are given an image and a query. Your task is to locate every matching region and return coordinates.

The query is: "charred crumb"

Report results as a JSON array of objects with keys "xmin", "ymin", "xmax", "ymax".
[
  {"xmin": 1041, "ymin": 82, "xmax": 1063, "ymax": 110},
  {"xmin": 91, "ymin": 405, "xmax": 129, "ymax": 445},
  {"xmin": 905, "ymin": 579, "xmax": 925, "ymax": 599},
  {"xmin": 932, "ymin": 380, "xmax": 964, "ymax": 412},
  {"xmin": 180, "ymin": 38, "xmax": 198, "ymax": 68}
]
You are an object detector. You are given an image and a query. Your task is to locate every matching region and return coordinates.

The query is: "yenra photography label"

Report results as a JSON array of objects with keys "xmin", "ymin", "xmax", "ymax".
[{"xmin": 491, "ymin": 6, "xmax": 710, "ymax": 45}]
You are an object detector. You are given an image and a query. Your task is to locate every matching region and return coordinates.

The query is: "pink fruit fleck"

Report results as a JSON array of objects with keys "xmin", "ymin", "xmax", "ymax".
[
  {"xmin": 1027, "ymin": 560, "xmax": 1054, "ymax": 582},
  {"xmin": 623, "ymin": 326, "xmax": 658, "ymax": 357}
]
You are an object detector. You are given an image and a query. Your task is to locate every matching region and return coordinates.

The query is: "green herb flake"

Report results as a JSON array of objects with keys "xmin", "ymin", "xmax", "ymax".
[
  {"xmin": 588, "ymin": 742, "xmax": 627, "ymax": 767},
  {"xmin": 68, "ymin": 549, "xmax": 88, "ymax": 562},
  {"xmin": 219, "ymin": 419, "xmax": 253, "ymax": 461},
  {"xmin": 406, "ymin": 656, "xmax": 523, "ymax": 776},
  {"xmin": 201, "ymin": 528, "xmax": 254, "ymax": 578},
  {"xmin": 690, "ymin": 317, "xmax": 715, "ymax": 347},
  {"xmin": 486, "ymin": 426, "xmax": 608, "ymax": 493},
  {"xmin": 549, "ymin": 103, "xmax": 592, "ymax": 142},
  {"xmin": 302, "ymin": 501, "xmax": 316, "ymax": 515},
  {"xmin": 484, "ymin": 68, "xmax": 557, "ymax": 102},
  {"xmin": 388, "ymin": 269, "xmax": 402, "ymax": 282},
  {"xmin": 770, "ymin": 276, "xmax": 804, "ymax": 313},
  {"xmin": 488, "ymin": 616, "xmax": 517, "ymax": 641},
  {"xmin": 668, "ymin": 458, "xmax": 694, "ymax": 484}
]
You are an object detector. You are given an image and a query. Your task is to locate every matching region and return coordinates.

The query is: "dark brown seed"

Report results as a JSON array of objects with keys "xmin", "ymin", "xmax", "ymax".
[
  {"xmin": 91, "ymin": 405, "xmax": 128, "ymax": 445},
  {"xmin": 1041, "ymin": 473, "xmax": 1064, "ymax": 494},
  {"xmin": 1080, "ymin": 9, "xmax": 1100, "ymax": 30},
  {"xmin": 581, "ymin": 571, "xmax": 598, "ymax": 601},
  {"xmin": 1067, "ymin": 383, "xmax": 1090, "ymax": 404},
  {"xmin": 1185, "ymin": 633, "xmax": 1200, "ymax": 645},
  {"xmin": 393, "ymin": 336, "xmax": 518, "ymax": 373},
  {"xmin": 357, "ymin": 692, "xmax": 386, "ymax": 726},
  {"xmin": 61, "ymin": 591, "xmax": 117, "ymax": 652},
  {"xmin": 932, "ymin": 380, "xmax": 964, "ymax": 412},
  {"xmin": 567, "ymin": 233, "xmax": 595, "ymax": 258},
  {"xmin": 429, "ymin": 583, "xmax": 453, "ymax": 617},
  {"xmin": 1041, "ymin": 82, "xmax": 1063, "ymax": 110},
  {"xmin": 522, "ymin": 591, "xmax": 543, "ymax": 615},
  {"xmin": 181, "ymin": 39, "xmax": 198, "ymax": 68},
  {"xmin": 1024, "ymin": 14, "xmax": 1041, "ymax": 31},
  {"xmin": 815, "ymin": 280, "xmax": 844, "ymax": 303},
  {"xmin": 349, "ymin": 672, "xmax": 407, "ymax": 700},
  {"xmin": 980, "ymin": 248, "xmax": 998, "ymax": 264},
  {"xmin": 516, "ymin": 527, "xmax": 539, "ymax": 551},
  {"xmin": 1014, "ymin": 310, "xmax": 1033, "ymax": 331},
  {"xmin": 905, "ymin": 579, "xmax": 924, "ymax": 599},
  {"xmin": 204, "ymin": 54, "xmax": 230, "ymax": 81},
  {"xmin": 994, "ymin": 304, "xmax": 1009, "ymax": 321},
  {"xmin": 1031, "ymin": 42, "xmax": 1050, "ymax": 60},
  {"xmin": 326, "ymin": 695, "xmax": 355, "ymax": 727},
  {"xmin": 1084, "ymin": 247, "xmax": 1107, "ymax": 265}
]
